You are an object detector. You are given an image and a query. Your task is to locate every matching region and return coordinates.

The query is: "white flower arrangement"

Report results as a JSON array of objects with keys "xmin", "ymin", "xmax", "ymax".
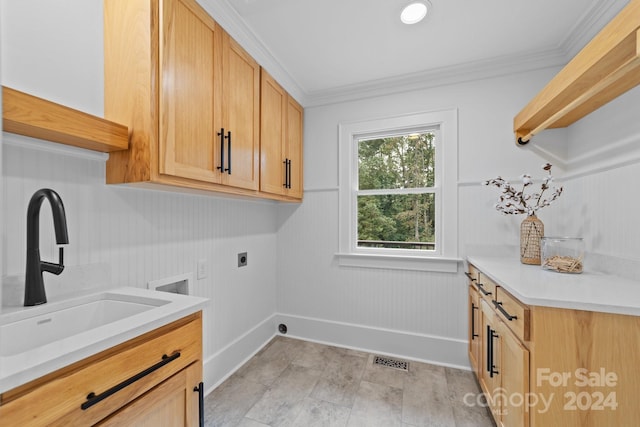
[{"xmin": 483, "ymin": 163, "xmax": 563, "ymax": 216}]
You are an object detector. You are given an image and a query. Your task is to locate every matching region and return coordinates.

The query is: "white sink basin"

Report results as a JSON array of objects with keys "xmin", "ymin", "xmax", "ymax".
[
  {"xmin": 0, "ymin": 287, "xmax": 208, "ymax": 395},
  {"xmin": 0, "ymin": 292, "xmax": 170, "ymax": 357}
]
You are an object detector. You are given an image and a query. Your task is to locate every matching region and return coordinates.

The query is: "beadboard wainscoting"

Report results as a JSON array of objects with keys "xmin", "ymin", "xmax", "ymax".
[
  {"xmin": 1, "ymin": 135, "xmax": 279, "ymax": 389},
  {"xmin": 541, "ymin": 84, "xmax": 640, "ymax": 269},
  {"xmin": 554, "ymin": 162, "xmax": 640, "ymax": 266},
  {"xmin": 276, "ymin": 189, "xmax": 469, "ymax": 367}
]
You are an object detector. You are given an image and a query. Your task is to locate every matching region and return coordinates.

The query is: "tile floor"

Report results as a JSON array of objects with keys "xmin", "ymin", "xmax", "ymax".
[{"xmin": 204, "ymin": 336, "xmax": 495, "ymax": 427}]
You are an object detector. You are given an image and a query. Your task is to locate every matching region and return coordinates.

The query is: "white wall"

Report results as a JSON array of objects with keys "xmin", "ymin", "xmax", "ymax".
[
  {"xmin": 5, "ymin": 0, "xmax": 636, "ymax": 382},
  {"xmin": 0, "ymin": 0, "xmax": 104, "ymax": 116},
  {"xmin": 2, "ymin": 138, "xmax": 279, "ymax": 388},
  {"xmin": 557, "ymin": 85, "xmax": 640, "ymax": 266},
  {"xmin": 1, "ymin": 0, "xmax": 278, "ymax": 390},
  {"xmin": 276, "ymin": 68, "xmax": 568, "ymax": 368}
]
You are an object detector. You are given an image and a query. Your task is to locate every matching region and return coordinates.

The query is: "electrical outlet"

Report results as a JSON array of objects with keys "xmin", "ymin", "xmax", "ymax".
[
  {"xmin": 238, "ymin": 252, "xmax": 248, "ymax": 267},
  {"xmin": 197, "ymin": 259, "xmax": 208, "ymax": 279}
]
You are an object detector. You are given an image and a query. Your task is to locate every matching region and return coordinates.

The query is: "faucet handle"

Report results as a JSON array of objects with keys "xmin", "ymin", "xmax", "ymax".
[{"xmin": 41, "ymin": 247, "xmax": 65, "ymax": 275}]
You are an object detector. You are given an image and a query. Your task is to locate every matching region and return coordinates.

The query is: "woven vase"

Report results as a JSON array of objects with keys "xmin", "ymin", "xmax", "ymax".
[{"xmin": 520, "ymin": 214, "xmax": 544, "ymax": 265}]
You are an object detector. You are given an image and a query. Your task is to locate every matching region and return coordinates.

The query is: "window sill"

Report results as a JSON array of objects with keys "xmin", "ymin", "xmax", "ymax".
[{"xmin": 335, "ymin": 253, "xmax": 461, "ymax": 273}]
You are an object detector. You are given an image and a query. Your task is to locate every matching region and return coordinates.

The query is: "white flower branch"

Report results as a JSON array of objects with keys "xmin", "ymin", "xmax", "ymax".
[{"xmin": 483, "ymin": 163, "xmax": 563, "ymax": 216}]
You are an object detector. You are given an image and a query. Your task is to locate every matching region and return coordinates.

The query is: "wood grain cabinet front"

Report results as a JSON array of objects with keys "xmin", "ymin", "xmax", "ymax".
[
  {"xmin": 467, "ymin": 262, "xmax": 640, "ymax": 426},
  {"xmin": 105, "ymin": 0, "xmax": 260, "ymax": 196},
  {"xmin": 468, "ymin": 284, "xmax": 481, "ymax": 378},
  {"xmin": 260, "ymin": 69, "xmax": 304, "ymax": 201},
  {"xmin": 0, "ymin": 313, "xmax": 203, "ymax": 427}
]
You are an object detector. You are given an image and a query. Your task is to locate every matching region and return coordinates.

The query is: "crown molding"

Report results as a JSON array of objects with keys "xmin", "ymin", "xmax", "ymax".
[
  {"xmin": 197, "ymin": 0, "xmax": 627, "ymax": 109},
  {"xmin": 304, "ymin": 48, "xmax": 567, "ymax": 107},
  {"xmin": 196, "ymin": 0, "xmax": 308, "ymax": 105},
  {"xmin": 559, "ymin": 0, "xmax": 629, "ymax": 59}
]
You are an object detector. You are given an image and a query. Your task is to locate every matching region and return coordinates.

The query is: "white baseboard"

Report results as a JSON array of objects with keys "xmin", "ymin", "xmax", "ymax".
[
  {"xmin": 203, "ymin": 314, "xmax": 277, "ymax": 395},
  {"xmin": 274, "ymin": 313, "xmax": 470, "ymax": 370},
  {"xmin": 202, "ymin": 312, "xmax": 471, "ymax": 396}
]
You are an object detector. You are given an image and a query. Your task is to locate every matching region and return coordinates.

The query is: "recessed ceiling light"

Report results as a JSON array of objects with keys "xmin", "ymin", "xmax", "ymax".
[{"xmin": 400, "ymin": 1, "xmax": 429, "ymax": 25}]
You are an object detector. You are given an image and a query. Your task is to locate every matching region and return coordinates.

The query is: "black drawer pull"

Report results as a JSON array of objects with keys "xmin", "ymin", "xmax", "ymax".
[
  {"xmin": 81, "ymin": 352, "xmax": 181, "ymax": 410},
  {"xmin": 194, "ymin": 381, "xmax": 204, "ymax": 427},
  {"xmin": 492, "ymin": 300, "xmax": 518, "ymax": 321},
  {"xmin": 476, "ymin": 282, "xmax": 492, "ymax": 296},
  {"xmin": 217, "ymin": 128, "xmax": 225, "ymax": 173},
  {"xmin": 471, "ymin": 303, "xmax": 479, "ymax": 339},
  {"xmin": 486, "ymin": 325, "xmax": 492, "ymax": 374},
  {"xmin": 225, "ymin": 131, "xmax": 232, "ymax": 174},
  {"xmin": 464, "ymin": 272, "xmax": 476, "ymax": 282},
  {"xmin": 489, "ymin": 328, "xmax": 499, "ymax": 377}
]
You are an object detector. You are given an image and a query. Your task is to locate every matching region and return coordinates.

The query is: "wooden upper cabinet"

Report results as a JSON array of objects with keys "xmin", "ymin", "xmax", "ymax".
[
  {"xmin": 159, "ymin": 0, "xmax": 222, "ymax": 184},
  {"xmin": 221, "ymin": 34, "xmax": 260, "ymax": 191},
  {"xmin": 260, "ymin": 70, "xmax": 304, "ymax": 200},
  {"xmin": 104, "ymin": 0, "xmax": 261, "ymax": 195},
  {"xmin": 286, "ymin": 96, "xmax": 304, "ymax": 199},
  {"xmin": 260, "ymin": 72, "xmax": 287, "ymax": 196}
]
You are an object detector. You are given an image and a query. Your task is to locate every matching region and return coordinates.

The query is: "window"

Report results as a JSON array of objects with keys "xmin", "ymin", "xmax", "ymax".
[
  {"xmin": 338, "ymin": 109, "xmax": 459, "ymax": 272},
  {"xmin": 357, "ymin": 130, "xmax": 437, "ymax": 251}
]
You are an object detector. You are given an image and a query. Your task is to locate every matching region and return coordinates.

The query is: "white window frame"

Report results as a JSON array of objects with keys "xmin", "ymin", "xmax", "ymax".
[{"xmin": 337, "ymin": 109, "xmax": 459, "ymax": 272}]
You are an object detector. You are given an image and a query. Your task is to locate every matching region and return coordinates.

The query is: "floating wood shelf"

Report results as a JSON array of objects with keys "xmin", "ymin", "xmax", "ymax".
[
  {"xmin": 2, "ymin": 86, "xmax": 128, "ymax": 152},
  {"xmin": 514, "ymin": 0, "xmax": 640, "ymax": 144}
]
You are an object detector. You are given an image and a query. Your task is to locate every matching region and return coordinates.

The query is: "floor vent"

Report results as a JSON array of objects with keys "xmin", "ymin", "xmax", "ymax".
[{"xmin": 373, "ymin": 355, "xmax": 409, "ymax": 372}]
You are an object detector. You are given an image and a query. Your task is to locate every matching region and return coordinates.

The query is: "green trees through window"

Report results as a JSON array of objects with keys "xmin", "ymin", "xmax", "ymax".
[{"xmin": 357, "ymin": 131, "xmax": 436, "ymax": 250}]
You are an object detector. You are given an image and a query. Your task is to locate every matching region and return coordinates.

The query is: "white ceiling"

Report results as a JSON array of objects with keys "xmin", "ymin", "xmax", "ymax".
[{"xmin": 203, "ymin": 0, "xmax": 628, "ymax": 106}]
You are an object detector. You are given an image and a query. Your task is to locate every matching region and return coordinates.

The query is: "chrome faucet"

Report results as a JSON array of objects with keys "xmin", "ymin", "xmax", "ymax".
[{"xmin": 24, "ymin": 189, "xmax": 69, "ymax": 306}]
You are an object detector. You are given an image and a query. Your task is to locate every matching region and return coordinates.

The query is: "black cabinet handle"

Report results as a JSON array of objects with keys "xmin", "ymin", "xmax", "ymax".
[
  {"xmin": 217, "ymin": 128, "xmax": 225, "ymax": 173},
  {"xmin": 287, "ymin": 159, "xmax": 292, "ymax": 189},
  {"xmin": 283, "ymin": 158, "xmax": 290, "ymax": 188},
  {"xmin": 490, "ymin": 328, "xmax": 499, "ymax": 377},
  {"xmin": 225, "ymin": 131, "xmax": 231, "ymax": 174},
  {"xmin": 194, "ymin": 381, "xmax": 204, "ymax": 427},
  {"xmin": 283, "ymin": 159, "xmax": 287, "ymax": 188},
  {"xmin": 486, "ymin": 324, "xmax": 492, "ymax": 374},
  {"xmin": 464, "ymin": 272, "xmax": 477, "ymax": 282},
  {"xmin": 81, "ymin": 352, "xmax": 181, "ymax": 410},
  {"xmin": 471, "ymin": 303, "xmax": 479, "ymax": 339},
  {"xmin": 476, "ymin": 282, "xmax": 492, "ymax": 296},
  {"xmin": 492, "ymin": 300, "xmax": 518, "ymax": 321}
]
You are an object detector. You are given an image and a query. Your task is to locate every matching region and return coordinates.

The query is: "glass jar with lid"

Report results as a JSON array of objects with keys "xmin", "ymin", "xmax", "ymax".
[{"xmin": 541, "ymin": 237, "xmax": 584, "ymax": 273}]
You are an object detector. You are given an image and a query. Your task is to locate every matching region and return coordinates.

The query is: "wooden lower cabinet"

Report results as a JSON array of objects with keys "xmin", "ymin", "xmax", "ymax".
[
  {"xmin": 479, "ymin": 299, "xmax": 529, "ymax": 427},
  {"xmin": 467, "ymin": 263, "xmax": 640, "ymax": 426},
  {"xmin": 97, "ymin": 362, "xmax": 201, "ymax": 426},
  {"xmin": 0, "ymin": 312, "xmax": 203, "ymax": 427},
  {"xmin": 498, "ymin": 318, "xmax": 530, "ymax": 427},
  {"xmin": 468, "ymin": 285, "xmax": 481, "ymax": 377}
]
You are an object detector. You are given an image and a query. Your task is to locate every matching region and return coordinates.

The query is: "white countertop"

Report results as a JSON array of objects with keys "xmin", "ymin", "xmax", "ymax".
[
  {"xmin": 467, "ymin": 255, "xmax": 640, "ymax": 316},
  {"xmin": 0, "ymin": 287, "xmax": 208, "ymax": 394}
]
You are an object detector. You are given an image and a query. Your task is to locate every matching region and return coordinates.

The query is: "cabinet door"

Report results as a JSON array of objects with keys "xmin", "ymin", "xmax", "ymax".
[
  {"xmin": 468, "ymin": 285, "xmax": 481, "ymax": 377},
  {"xmin": 285, "ymin": 96, "xmax": 304, "ymax": 199},
  {"xmin": 499, "ymin": 321, "xmax": 530, "ymax": 427},
  {"xmin": 159, "ymin": 0, "xmax": 223, "ymax": 184},
  {"xmin": 480, "ymin": 300, "xmax": 501, "ymax": 422},
  {"xmin": 97, "ymin": 363, "xmax": 201, "ymax": 427},
  {"xmin": 260, "ymin": 71, "xmax": 287, "ymax": 195},
  {"xmin": 221, "ymin": 33, "xmax": 260, "ymax": 190}
]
